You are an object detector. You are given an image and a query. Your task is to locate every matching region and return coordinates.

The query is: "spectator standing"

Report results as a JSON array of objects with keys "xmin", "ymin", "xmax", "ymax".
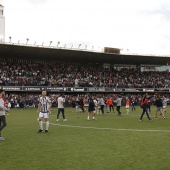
[
  {"xmin": 57, "ymin": 94, "xmax": 67, "ymax": 121},
  {"xmin": 140, "ymin": 94, "xmax": 152, "ymax": 122},
  {"xmin": 87, "ymin": 96, "xmax": 96, "ymax": 120},
  {"xmin": 97, "ymin": 98, "xmax": 101, "ymax": 115},
  {"xmin": 162, "ymin": 96, "xmax": 167, "ymax": 115},
  {"xmin": 71, "ymin": 97, "xmax": 76, "ymax": 112},
  {"xmin": 131, "ymin": 98, "xmax": 136, "ymax": 111},
  {"xmin": 0, "ymin": 90, "xmax": 9, "ymax": 140},
  {"xmin": 106, "ymin": 97, "xmax": 110, "ymax": 113},
  {"xmin": 7, "ymin": 102, "xmax": 11, "ymax": 110},
  {"xmin": 80, "ymin": 96, "xmax": 85, "ymax": 113},
  {"xmin": 148, "ymin": 99, "xmax": 151, "ymax": 113},
  {"xmin": 115, "ymin": 95, "xmax": 122, "ymax": 116},
  {"xmin": 109, "ymin": 97, "xmax": 114, "ymax": 113},
  {"xmin": 93, "ymin": 97, "xmax": 98, "ymax": 114},
  {"xmin": 126, "ymin": 98, "xmax": 130, "ymax": 114},
  {"xmin": 154, "ymin": 96, "xmax": 165, "ymax": 119},
  {"xmin": 98, "ymin": 96, "xmax": 105, "ymax": 114}
]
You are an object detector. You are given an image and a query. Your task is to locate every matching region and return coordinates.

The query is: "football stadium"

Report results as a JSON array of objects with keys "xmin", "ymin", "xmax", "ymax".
[{"xmin": 0, "ymin": 2, "xmax": 170, "ymax": 170}]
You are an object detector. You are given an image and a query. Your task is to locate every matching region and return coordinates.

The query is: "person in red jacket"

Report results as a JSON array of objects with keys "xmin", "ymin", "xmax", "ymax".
[
  {"xmin": 125, "ymin": 98, "xmax": 130, "ymax": 114},
  {"xmin": 109, "ymin": 97, "xmax": 114, "ymax": 113},
  {"xmin": 106, "ymin": 97, "xmax": 110, "ymax": 113},
  {"xmin": 140, "ymin": 94, "xmax": 152, "ymax": 122}
]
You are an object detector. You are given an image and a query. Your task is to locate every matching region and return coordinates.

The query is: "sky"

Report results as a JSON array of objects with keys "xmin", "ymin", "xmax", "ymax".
[{"xmin": 0, "ymin": 0, "xmax": 170, "ymax": 55}]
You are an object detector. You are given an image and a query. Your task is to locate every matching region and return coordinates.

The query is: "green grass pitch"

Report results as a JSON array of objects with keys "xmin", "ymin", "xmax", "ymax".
[{"xmin": 1, "ymin": 106, "xmax": 170, "ymax": 170}]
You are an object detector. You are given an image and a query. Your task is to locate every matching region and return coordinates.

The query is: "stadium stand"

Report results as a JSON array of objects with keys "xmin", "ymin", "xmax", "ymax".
[{"xmin": 0, "ymin": 58, "xmax": 169, "ymax": 88}]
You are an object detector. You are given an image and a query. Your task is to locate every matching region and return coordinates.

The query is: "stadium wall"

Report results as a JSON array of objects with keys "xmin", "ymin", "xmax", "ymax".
[{"xmin": 0, "ymin": 86, "xmax": 169, "ymax": 93}]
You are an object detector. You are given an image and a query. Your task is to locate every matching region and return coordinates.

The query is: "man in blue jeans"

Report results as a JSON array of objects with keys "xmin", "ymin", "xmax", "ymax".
[{"xmin": 0, "ymin": 90, "xmax": 9, "ymax": 141}]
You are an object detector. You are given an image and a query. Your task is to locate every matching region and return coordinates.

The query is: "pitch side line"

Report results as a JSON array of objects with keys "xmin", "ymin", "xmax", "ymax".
[
  {"xmin": 49, "ymin": 114, "xmax": 167, "ymax": 118},
  {"xmin": 49, "ymin": 123, "xmax": 170, "ymax": 133}
]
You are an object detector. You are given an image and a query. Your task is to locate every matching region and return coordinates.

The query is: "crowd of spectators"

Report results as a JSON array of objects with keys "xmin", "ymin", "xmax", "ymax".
[
  {"xmin": 0, "ymin": 58, "xmax": 170, "ymax": 88},
  {"xmin": 3, "ymin": 92, "xmax": 170, "ymax": 109}
]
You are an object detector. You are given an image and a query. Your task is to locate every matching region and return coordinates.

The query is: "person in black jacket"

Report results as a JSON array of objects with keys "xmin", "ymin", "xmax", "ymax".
[
  {"xmin": 79, "ymin": 96, "xmax": 85, "ymax": 113},
  {"xmin": 131, "ymin": 98, "xmax": 136, "ymax": 111},
  {"xmin": 154, "ymin": 96, "xmax": 165, "ymax": 119},
  {"xmin": 87, "ymin": 96, "xmax": 96, "ymax": 120}
]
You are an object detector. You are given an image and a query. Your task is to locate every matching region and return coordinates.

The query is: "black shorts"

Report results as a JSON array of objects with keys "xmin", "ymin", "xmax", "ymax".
[
  {"xmin": 88, "ymin": 107, "xmax": 95, "ymax": 112},
  {"xmin": 72, "ymin": 103, "xmax": 76, "ymax": 108}
]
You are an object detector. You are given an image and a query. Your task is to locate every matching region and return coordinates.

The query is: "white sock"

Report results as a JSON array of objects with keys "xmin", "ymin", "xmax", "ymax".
[
  {"xmin": 46, "ymin": 121, "xmax": 49, "ymax": 130},
  {"xmin": 39, "ymin": 121, "xmax": 43, "ymax": 130},
  {"xmin": 76, "ymin": 106, "xmax": 78, "ymax": 112}
]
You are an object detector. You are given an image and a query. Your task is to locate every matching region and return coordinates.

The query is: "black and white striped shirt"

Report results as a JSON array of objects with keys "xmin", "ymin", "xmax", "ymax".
[{"xmin": 39, "ymin": 97, "xmax": 51, "ymax": 113}]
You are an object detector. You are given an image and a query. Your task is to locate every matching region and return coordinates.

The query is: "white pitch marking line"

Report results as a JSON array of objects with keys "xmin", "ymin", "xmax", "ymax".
[{"xmin": 49, "ymin": 123, "xmax": 170, "ymax": 133}]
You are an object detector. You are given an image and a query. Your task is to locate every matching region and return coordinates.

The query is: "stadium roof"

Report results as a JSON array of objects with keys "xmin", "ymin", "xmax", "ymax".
[{"xmin": 0, "ymin": 43, "xmax": 170, "ymax": 66}]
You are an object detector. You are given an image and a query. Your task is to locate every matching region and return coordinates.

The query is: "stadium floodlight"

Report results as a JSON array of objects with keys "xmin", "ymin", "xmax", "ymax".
[
  {"xmin": 64, "ymin": 43, "xmax": 66, "ymax": 48},
  {"xmin": 9, "ymin": 36, "xmax": 12, "ymax": 43},
  {"xmin": 26, "ymin": 38, "xmax": 29, "ymax": 44},
  {"xmin": 78, "ymin": 44, "xmax": 81, "ymax": 49},
  {"xmin": 57, "ymin": 41, "xmax": 60, "ymax": 47},
  {"xmin": 49, "ymin": 41, "xmax": 52, "ymax": 47},
  {"xmin": 18, "ymin": 40, "xmax": 20, "ymax": 44},
  {"xmin": 71, "ymin": 44, "xmax": 73, "ymax": 49},
  {"xmin": 85, "ymin": 45, "xmax": 87, "ymax": 50},
  {"xmin": 42, "ymin": 42, "xmax": 44, "ymax": 46},
  {"xmin": 34, "ymin": 41, "xmax": 36, "ymax": 45},
  {"xmin": 91, "ymin": 46, "xmax": 94, "ymax": 50}
]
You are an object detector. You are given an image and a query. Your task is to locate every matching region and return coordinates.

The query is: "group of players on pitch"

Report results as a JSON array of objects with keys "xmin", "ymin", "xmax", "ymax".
[{"xmin": 36, "ymin": 91, "xmax": 167, "ymax": 133}]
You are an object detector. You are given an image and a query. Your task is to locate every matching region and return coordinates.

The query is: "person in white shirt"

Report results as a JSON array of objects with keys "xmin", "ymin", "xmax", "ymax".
[
  {"xmin": 7, "ymin": 102, "xmax": 11, "ymax": 110},
  {"xmin": 5, "ymin": 101, "xmax": 11, "ymax": 115},
  {"xmin": 162, "ymin": 96, "xmax": 167, "ymax": 115},
  {"xmin": 98, "ymin": 96, "xmax": 105, "ymax": 114},
  {"xmin": 114, "ymin": 95, "xmax": 122, "ymax": 116},
  {"xmin": 37, "ymin": 91, "xmax": 52, "ymax": 133},
  {"xmin": 93, "ymin": 97, "xmax": 98, "ymax": 114},
  {"xmin": 56, "ymin": 94, "xmax": 67, "ymax": 121},
  {"xmin": 75, "ymin": 78, "xmax": 79, "ymax": 87},
  {"xmin": 97, "ymin": 99, "xmax": 101, "ymax": 115},
  {"xmin": 0, "ymin": 90, "xmax": 9, "ymax": 140}
]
